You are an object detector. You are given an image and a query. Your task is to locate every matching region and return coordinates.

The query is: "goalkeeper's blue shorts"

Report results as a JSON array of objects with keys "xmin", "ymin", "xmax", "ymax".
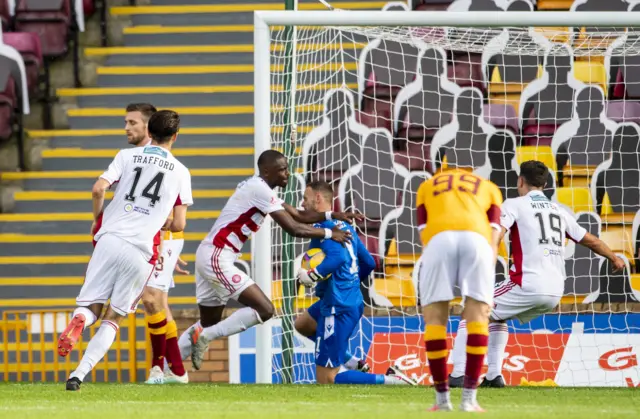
[{"xmin": 313, "ymin": 302, "xmax": 363, "ymax": 368}]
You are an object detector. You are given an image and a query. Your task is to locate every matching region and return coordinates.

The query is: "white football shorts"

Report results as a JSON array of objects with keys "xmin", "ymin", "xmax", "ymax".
[
  {"xmin": 195, "ymin": 243, "xmax": 254, "ymax": 307},
  {"xmin": 147, "ymin": 238, "xmax": 184, "ymax": 293},
  {"xmin": 491, "ymin": 280, "xmax": 561, "ymax": 324},
  {"xmin": 76, "ymin": 233, "xmax": 154, "ymax": 316},
  {"xmin": 419, "ymin": 231, "xmax": 495, "ymax": 306}
]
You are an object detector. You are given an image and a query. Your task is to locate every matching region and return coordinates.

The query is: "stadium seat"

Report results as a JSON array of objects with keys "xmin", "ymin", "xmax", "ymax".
[
  {"xmin": 3, "ymin": 32, "xmax": 43, "ymax": 96},
  {"xmin": 83, "ymin": 0, "xmax": 95, "ymax": 16},
  {"xmin": 394, "ymin": 46, "xmax": 461, "ymax": 140},
  {"xmin": 606, "ymin": 100, "xmax": 640, "ymax": 124},
  {"xmin": 573, "ymin": 61, "xmax": 607, "ymax": 94},
  {"xmin": 484, "ymin": 103, "xmax": 518, "ymax": 134},
  {"xmin": 516, "ymin": 145, "xmax": 557, "ymax": 174},
  {"xmin": 0, "ymin": 74, "xmax": 15, "ymax": 142},
  {"xmin": 556, "ymin": 187, "xmax": 594, "ymax": 213},
  {"xmin": 14, "ymin": 0, "xmax": 72, "ymax": 58},
  {"xmin": 302, "ymin": 88, "xmax": 369, "ymax": 181},
  {"xmin": 600, "ymin": 227, "xmax": 634, "ymax": 263},
  {"xmin": 413, "ymin": 0, "xmax": 453, "ymax": 11},
  {"xmin": 431, "ymin": 87, "xmax": 494, "ymax": 172},
  {"xmin": 374, "ymin": 277, "xmax": 417, "ymax": 307},
  {"xmin": 448, "ymin": 53, "xmax": 485, "ymax": 93},
  {"xmin": 537, "ymin": 0, "xmax": 574, "ymax": 10},
  {"xmin": 394, "ymin": 141, "xmax": 432, "ymax": 172},
  {"xmin": 0, "ymin": 0, "xmax": 10, "ymax": 30}
]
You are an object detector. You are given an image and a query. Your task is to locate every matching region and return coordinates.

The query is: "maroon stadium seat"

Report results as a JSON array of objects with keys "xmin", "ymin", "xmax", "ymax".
[
  {"xmin": 449, "ymin": 53, "xmax": 485, "ymax": 93},
  {"xmin": 0, "ymin": 75, "xmax": 16, "ymax": 141},
  {"xmin": 3, "ymin": 32, "xmax": 43, "ymax": 96},
  {"xmin": 83, "ymin": 0, "xmax": 95, "ymax": 16},
  {"xmin": 15, "ymin": 0, "xmax": 71, "ymax": 58},
  {"xmin": 484, "ymin": 103, "xmax": 518, "ymax": 134},
  {"xmin": 0, "ymin": 0, "xmax": 10, "ymax": 31}
]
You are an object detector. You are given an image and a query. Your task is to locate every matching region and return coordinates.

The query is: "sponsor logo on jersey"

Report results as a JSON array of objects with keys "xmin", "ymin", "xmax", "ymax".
[
  {"xmin": 232, "ymin": 274, "xmax": 242, "ymax": 284},
  {"xmin": 144, "ymin": 146, "xmax": 168, "ymax": 159},
  {"xmin": 124, "ymin": 203, "xmax": 134, "ymax": 213}
]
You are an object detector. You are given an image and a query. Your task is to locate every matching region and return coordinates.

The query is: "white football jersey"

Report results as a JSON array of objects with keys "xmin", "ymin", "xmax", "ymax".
[
  {"xmin": 500, "ymin": 190, "xmax": 587, "ymax": 296},
  {"xmin": 204, "ymin": 176, "xmax": 284, "ymax": 252},
  {"xmin": 95, "ymin": 145, "xmax": 193, "ymax": 261}
]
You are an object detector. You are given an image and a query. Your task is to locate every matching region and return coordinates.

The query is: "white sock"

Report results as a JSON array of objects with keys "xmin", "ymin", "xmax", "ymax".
[
  {"xmin": 73, "ymin": 307, "xmax": 97, "ymax": 330},
  {"xmin": 201, "ymin": 308, "xmax": 261, "ymax": 341},
  {"xmin": 461, "ymin": 388, "xmax": 477, "ymax": 405},
  {"xmin": 69, "ymin": 320, "xmax": 118, "ymax": 382},
  {"xmin": 451, "ymin": 320, "xmax": 467, "ymax": 378},
  {"xmin": 486, "ymin": 323, "xmax": 509, "ymax": 380},
  {"xmin": 178, "ymin": 321, "xmax": 200, "ymax": 361},
  {"xmin": 344, "ymin": 354, "xmax": 360, "ymax": 370},
  {"xmin": 436, "ymin": 390, "xmax": 451, "ymax": 405}
]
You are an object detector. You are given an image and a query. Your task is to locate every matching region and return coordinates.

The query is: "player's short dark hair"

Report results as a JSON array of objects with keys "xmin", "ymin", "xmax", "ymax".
[
  {"xmin": 148, "ymin": 110, "xmax": 180, "ymax": 144},
  {"xmin": 257, "ymin": 149, "xmax": 286, "ymax": 169},
  {"xmin": 125, "ymin": 103, "xmax": 157, "ymax": 122},
  {"xmin": 307, "ymin": 180, "xmax": 333, "ymax": 202},
  {"xmin": 519, "ymin": 160, "xmax": 548, "ymax": 188}
]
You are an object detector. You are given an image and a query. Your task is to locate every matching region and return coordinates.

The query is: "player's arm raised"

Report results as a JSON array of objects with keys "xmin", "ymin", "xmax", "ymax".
[
  {"xmin": 271, "ymin": 210, "xmax": 352, "ymax": 243},
  {"xmin": 562, "ymin": 210, "xmax": 626, "ymax": 272},
  {"xmin": 282, "ymin": 202, "xmax": 364, "ymax": 224}
]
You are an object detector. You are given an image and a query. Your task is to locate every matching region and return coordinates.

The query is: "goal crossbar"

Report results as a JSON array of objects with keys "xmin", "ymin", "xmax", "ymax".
[{"xmin": 255, "ymin": 11, "xmax": 640, "ymax": 27}]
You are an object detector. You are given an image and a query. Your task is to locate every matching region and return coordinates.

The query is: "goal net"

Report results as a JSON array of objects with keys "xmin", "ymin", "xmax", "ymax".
[{"xmin": 253, "ymin": 10, "xmax": 640, "ymax": 387}]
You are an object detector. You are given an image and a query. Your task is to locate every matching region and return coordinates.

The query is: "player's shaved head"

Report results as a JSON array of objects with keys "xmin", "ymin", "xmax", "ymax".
[
  {"xmin": 257, "ymin": 149, "xmax": 286, "ymax": 170},
  {"xmin": 307, "ymin": 180, "xmax": 333, "ymax": 203},
  {"xmin": 519, "ymin": 160, "xmax": 548, "ymax": 188},
  {"xmin": 126, "ymin": 103, "xmax": 157, "ymax": 122},
  {"xmin": 258, "ymin": 149, "xmax": 289, "ymax": 189},
  {"xmin": 148, "ymin": 110, "xmax": 180, "ymax": 145}
]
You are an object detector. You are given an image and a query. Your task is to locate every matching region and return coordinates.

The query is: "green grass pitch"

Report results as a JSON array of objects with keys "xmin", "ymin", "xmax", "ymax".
[{"xmin": 0, "ymin": 384, "xmax": 637, "ymax": 418}]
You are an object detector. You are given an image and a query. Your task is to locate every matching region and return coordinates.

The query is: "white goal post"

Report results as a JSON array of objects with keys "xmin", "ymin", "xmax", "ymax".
[{"xmin": 252, "ymin": 10, "xmax": 640, "ymax": 385}]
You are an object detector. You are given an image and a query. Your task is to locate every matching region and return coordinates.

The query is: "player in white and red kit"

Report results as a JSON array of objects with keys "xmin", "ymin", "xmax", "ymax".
[
  {"xmin": 58, "ymin": 110, "xmax": 193, "ymax": 391},
  {"xmin": 449, "ymin": 161, "xmax": 624, "ymax": 387},
  {"xmin": 177, "ymin": 150, "xmax": 361, "ymax": 370}
]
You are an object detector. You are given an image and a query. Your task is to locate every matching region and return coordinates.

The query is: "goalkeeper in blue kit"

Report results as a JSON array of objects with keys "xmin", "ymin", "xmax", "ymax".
[{"xmin": 295, "ymin": 181, "xmax": 415, "ymax": 385}]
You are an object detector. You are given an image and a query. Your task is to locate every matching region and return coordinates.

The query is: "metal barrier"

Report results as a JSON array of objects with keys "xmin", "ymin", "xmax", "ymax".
[{"xmin": 1, "ymin": 309, "xmax": 151, "ymax": 383}]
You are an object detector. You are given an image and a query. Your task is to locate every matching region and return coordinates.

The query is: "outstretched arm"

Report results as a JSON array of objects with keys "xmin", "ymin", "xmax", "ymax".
[
  {"xmin": 282, "ymin": 202, "xmax": 364, "ymax": 224},
  {"xmin": 579, "ymin": 232, "xmax": 625, "ymax": 272},
  {"xmin": 271, "ymin": 210, "xmax": 352, "ymax": 243}
]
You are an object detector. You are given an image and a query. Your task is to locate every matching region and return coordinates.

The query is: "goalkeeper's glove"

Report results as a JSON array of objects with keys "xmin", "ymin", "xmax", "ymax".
[{"xmin": 297, "ymin": 267, "xmax": 323, "ymax": 287}]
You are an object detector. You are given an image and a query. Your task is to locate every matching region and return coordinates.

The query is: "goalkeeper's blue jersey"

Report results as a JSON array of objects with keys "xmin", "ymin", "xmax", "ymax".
[{"xmin": 308, "ymin": 220, "xmax": 375, "ymax": 315}]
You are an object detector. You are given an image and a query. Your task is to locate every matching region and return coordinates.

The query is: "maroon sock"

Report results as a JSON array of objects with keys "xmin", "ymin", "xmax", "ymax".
[
  {"xmin": 464, "ymin": 321, "xmax": 489, "ymax": 389},
  {"xmin": 148, "ymin": 312, "xmax": 167, "ymax": 369}
]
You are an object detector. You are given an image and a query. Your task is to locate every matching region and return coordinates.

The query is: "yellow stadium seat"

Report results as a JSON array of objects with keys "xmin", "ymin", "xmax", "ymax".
[
  {"xmin": 537, "ymin": 0, "xmax": 573, "ymax": 10},
  {"xmin": 631, "ymin": 274, "xmax": 640, "ymax": 293},
  {"xmin": 374, "ymin": 277, "xmax": 417, "ymax": 307},
  {"xmin": 533, "ymin": 27, "xmax": 571, "ymax": 44},
  {"xmin": 573, "ymin": 61, "xmax": 607, "ymax": 95},
  {"xmin": 516, "ymin": 146, "xmax": 557, "ymax": 174},
  {"xmin": 600, "ymin": 227, "xmax": 635, "ymax": 263},
  {"xmin": 489, "ymin": 67, "xmax": 525, "ymax": 94},
  {"xmin": 556, "ymin": 187, "xmax": 593, "ymax": 213},
  {"xmin": 563, "ymin": 165, "xmax": 594, "ymax": 188}
]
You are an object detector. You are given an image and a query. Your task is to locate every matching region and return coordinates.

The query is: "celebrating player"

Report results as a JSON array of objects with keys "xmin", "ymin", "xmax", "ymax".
[
  {"xmin": 58, "ymin": 110, "xmax": 193, "ymax": 391},
  {"xmin": 448, "ymin": 161, "xmax": 625, "ymax": 388},
  {"xmin": 295, "ymin": 181, "xmax": 414, "ymax": 385},
  {"xmin": 180, "ymin": 150, "xmax": 361, "ymax": 370},
  {"xmin": 416, "ymin": 168, "xmax": 503, "ymax": 412},
  {"xmin": 91, "ymin": 103, "xmax": 190, "ymax": 385}
]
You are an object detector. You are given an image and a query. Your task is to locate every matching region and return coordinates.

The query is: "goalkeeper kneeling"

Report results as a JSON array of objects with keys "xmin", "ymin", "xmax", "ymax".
[{"xmin": 294, "ymin": 181, "xmax": 416, "ymax": 385}]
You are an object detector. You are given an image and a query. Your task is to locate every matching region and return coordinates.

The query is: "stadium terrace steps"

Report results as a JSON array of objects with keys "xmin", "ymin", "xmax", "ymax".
[{"xmin": 0, "ymin": 1, "xmax": 373, "ymax": 310}]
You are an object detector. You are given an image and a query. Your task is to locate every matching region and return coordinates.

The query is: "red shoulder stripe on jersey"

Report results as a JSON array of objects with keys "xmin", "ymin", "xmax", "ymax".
[
  {"xmin": 486, "ymin": 204, "xmax": 500, "ymax": 225},
  {"xmin": 417, "ymin": 204, "xmax": 427, "ymax": 227},
  {"xmin": 509, "ymin": 222, "xmax": 523, "ymax": 286}
]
